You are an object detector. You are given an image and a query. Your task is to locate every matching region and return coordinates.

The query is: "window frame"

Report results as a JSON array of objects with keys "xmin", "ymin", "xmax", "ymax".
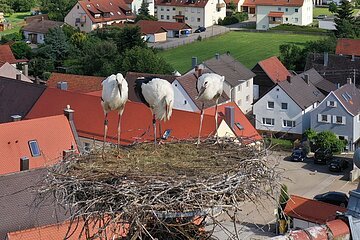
[
  {"xmin": 267, "ymin": 101, "xmax": 274, "ymax": 109},
  {"xmin": 281, "ymin": 102, "xmax": 288, "ymax": 110},
  {"xmin": 283, "ymin": 120, "xmax": 295, "ymax": 128},
  {"xmin": 262, "ymin": 118, "xmax": 275, "ymax": 126},
  {"xmin": 28, "ymin": 140, "xmax": 41, "ymax": 157}
]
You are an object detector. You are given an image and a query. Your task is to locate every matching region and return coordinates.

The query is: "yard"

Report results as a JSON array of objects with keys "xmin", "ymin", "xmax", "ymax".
[
  {"xmin": 157, "ymin": 31, "xmax": 322, "ymax": 73},
  {"xmin": 0, "ymin": 12, "xmax": 30, "ymax": 37},
  {"xmin": 313, "ymin": 6, "xmax": 360, "ymax": 18}
]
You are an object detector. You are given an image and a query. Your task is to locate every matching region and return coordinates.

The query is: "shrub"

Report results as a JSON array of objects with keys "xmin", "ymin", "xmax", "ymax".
[{"xmin": 219, "ymin": 12, "xmax": 248, "ymax": 25}]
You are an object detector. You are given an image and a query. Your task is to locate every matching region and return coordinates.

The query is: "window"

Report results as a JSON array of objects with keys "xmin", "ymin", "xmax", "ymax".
[
  {"xmin": 191, "ymin": 17, "xmax": 194, "ymax": 22},
  {"xmin": 327, "ymin": 101, "xmax": 337, "ymax": 107},
  {"xmin": 281, "ymin": 103, "xmax": 288, "ymax": 110},
  {"xmin": 246, "ymin": 95, "xmax": 250, "ymax": 102},
  {"xmin": 333, "ymin": 116, "xmax": 345, "ymax": 124},
  {"xmin": 167, "ymin": 8, "xmax": 170, "ymax": 11},
  {"xmin": 295, "ymin": 8, "xmax": 298, "ymax": 12},
  {"xmin": 77, "ymin": 5, "xmax": 79, "ymax": 9},
  {"xmin": 262, "ymin": 118, "xmax": 275, "ymax": 126},
  {"xmin": 166, "ymin": 15, "xmax": 170, "ymax": 20},
  {"xmin": 285, "ymin": 8, "xmax": 288, "ymax": 12},
  {"xmin": 173, "ymin": 7, "xmax": 176, "ymax": 10},
  {"xmin": 191, "ymin": 8, "xmax": 195, "ymax": 13},
  {"xmin": 318, "ymin": 114, "xmax": 330, "ymax": 123},
  {"xmin": 197, "ymin": 17, "xmax": 200, "ymax": 22},
  {"xmin": 283, "ymin": 120, "xmax": 295, "ymax": 128},
  {"xmin": 185, "ymin": 17, "xmax": 188, "ymax": 20},
  {"xmin": 272, "ymin": 17, "xmax": 276, "ymax": 21},
  {"xmin": 278, "ymin": 7, "xmax": 281, "ymax": 11},
  {"xmin": 184, "ymin": 100, "xmax": 187, "ymax": 104},
  {"xmin": 29, "ymin": 140, "xmax": 41, "ymax": 157},
  {"xmin": 285, "ymin": 17, "xmax": 288, "ymax": 21},
  {"xmin": 237, "ymin": 85, "xmax": 242, "ymax": 91},
  {"xmin": 84, "ymin": 142, "xmax": 91, "ymax": 152},
  {"xmin": 294, "ymin": 18, "xmax": 298, "ymax": 22},
  {"xmin": 238, "ymin": 99, "xmax": 242, "ymax": 106},
  {"xmin": 197, "ymin": 8, "xmax": 201, "ymax": 13},
  {"xmin": 161, "ymin": 7, "xmax": 164, "ymax": 11},
  {"xmin": 267, "ymin": 101, "xmax": 274, "ymax": 109},
  {"xmin": 358, "ymin": 115, "xmax": 360, "ymax": 122},
  {"xmin": 161, "ymin": 15, "xmax": 164, "ymax": 19},
  {"xmin": 246, "ymin": 81, "xmax": 249, "ymax": 87}
]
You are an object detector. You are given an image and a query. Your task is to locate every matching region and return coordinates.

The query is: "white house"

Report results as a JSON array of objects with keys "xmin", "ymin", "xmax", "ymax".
[
  {"xmin": 154, "ymin": 0, "xmax": 226, "ymax": 28},
  {"xmin": 65, "ymin": 0, "xmax": 135, "ymax": 32},
  {"xmin": 22, "ymin": 18, "xmax": 64, "ymax": 44},
  {"xmin": 125, "ymin": 0, "xmax": 155, "ymax": 15},
  {"xmin": 254, "ymin": 0, "xmax": 313, "ymax": 30},
  {"xmin": 253, "ymin": 71, "xmax": 325, "ymax": 136}
]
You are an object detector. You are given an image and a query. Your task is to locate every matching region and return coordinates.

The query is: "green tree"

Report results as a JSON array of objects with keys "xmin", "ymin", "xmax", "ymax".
[
  {"xmin": 314, "ymin": 131, "xmax": 346, "ymax": 153},
  {"xmin": 70, "ymin": 32, "xmax": 87, "ymax": 49},
  {"xmin": 10, "ymin": 41, "xmax": 32, "ymax": 59},
  {"xmin": 303, "ymin": 129, "xmax": 317, "ymax": 142},
  {"xmin": 279, "ymin": 44, "xmax": 303, "ymax": 70},
  {"xmin": 28, "ymin": 57, "xmax": 54, "ymax": 79},
  {"xmin": 116, "ymin": 26, "xmax": 147, "ymax": 53},
  {"xmin": 334, "ymin": 0, "xmax": 356, "ymax": 37},
  {"xmin": 121, "ymin": 46, "xmax": 174, "ymax": 74},
  {"xmin": 0, "ymin": 2, "xmax": 14, "ymax": 15},
  {"xmin": 11, "ymin": 0, "xmax": 36, "ymax": 12},
  {"xmin": 40, "ymin": 0, "xmax": 77, "ymax": 21},
  {"xmin": 44, "ymin": 27, "xmax": 70, "ymax": 63},
  {"xmin": 329, "ymin": 2, "xmax": 337, "ymax": 13},
  {"xmin": 228, "ymin": 0, "xmax": 237, "ymax": 12}
]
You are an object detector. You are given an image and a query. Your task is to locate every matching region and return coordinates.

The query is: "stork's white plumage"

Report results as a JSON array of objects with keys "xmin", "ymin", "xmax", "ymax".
[
  {"xmin": 135, "ymin": 77, "xmax": 174, "ymax": 144},
  {"xmin": 195, "ymin": 73, "xmax": 225, "ymax": 144},
  {"xmin": 101, "ymin": 73, "xmax": 128, "ymax": 154}
]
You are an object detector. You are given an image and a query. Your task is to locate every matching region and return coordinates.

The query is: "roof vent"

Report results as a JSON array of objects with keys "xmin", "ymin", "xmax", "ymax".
[
  {"xmin": 286, "ymin": 75, "xmax": 291, "ymax": 83},
  {"xmin": 16, "ymin": 73, "xmax": 21, "ymax": 81},
  {"xmin": 304, "ymin": 74, "xmax": 309, "ymax": 85},
  {"xmin": 57, "ymin": 81, "xmax": 68, "ymax": 90},
  {"xmin": 347, "ymin": 78, "xmax": 352, "ymax": 85},
  {"xmin": 11, "ymin": 115, "xmax": 22, "ymax": 122},
  {"xmin": 352, "ymin": 55, "xmax": 355, "ymax": 62},
  {"xmin": 191, "ymin": 56, "xmax": 198, "ymax": 68},
  {"xmin": 225, "ymin": 106, "xmax": 235, "ymax": 130},
  {"xmin": 215, "ymin": 53, "xmax": 220, "ymax": 60},
  {"xmin": 20, "ymin": 157, "xmax": 29, "ymax": 171}
]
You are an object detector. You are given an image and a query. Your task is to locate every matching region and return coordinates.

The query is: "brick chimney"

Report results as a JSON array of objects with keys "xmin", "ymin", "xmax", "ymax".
[
  {"xmin": 64, "ymin": 105, "xmax": 83, "ymax": 153},
  {"xmin": 287, "ymin": 75, "xmax": 291, "ymax": 83}
]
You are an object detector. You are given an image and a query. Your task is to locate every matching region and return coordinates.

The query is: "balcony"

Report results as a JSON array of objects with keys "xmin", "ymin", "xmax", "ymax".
[{"xmin": 216, "ymin": 3, "xmax": 225, "ymax": 8}]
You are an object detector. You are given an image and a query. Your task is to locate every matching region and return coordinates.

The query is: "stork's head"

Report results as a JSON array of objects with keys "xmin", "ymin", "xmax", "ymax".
[{"xmin": 116, "ymin": 73, "xmax": 125, "ymax": 84}]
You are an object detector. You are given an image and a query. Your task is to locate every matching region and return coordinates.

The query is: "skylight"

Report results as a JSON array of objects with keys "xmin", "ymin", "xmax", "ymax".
[
  {"xmin": 28, "ymin": 140, "xmax": 41, "ymax": 157},
  {"xmin": 235, "ymin": 123, "xmax": 244, "ymax": 130},
  {"xmin": 345, "ymin": 92, "xmax": 352, "ymax": 99},
  {"xmin": 342, "ymin": 93, "xmax": 349, "ymax": 102}
]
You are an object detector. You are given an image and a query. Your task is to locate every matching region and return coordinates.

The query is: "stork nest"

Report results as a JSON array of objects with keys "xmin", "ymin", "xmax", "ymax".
[{"xmin": 38, "ymin": 139, "xmax": 282, "ymax": 239}]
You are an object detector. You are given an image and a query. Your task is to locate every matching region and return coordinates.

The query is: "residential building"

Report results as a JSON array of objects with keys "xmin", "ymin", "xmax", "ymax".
[
  {"xmin": 65, "ymin": 0, "xmax": 135, "ymax": 33},
  {"xmin": 0, "ymin": 62, "xmax": 31, "ymax": 83},
  {"xmin": 22, "ymin": 18, "xmax": 64, "ymax": 44},
  {"xmin": 242, "ymin": 0, "xmax": 256, "ymax": 14},
  {"xmin": 47, "ymin": 72, "xmax": 105, "ymax": 93},
  {"xmin": 137, "ymin": 20, "xmax": 192, "ymax": 41},
  {"xmin": 305, "ymin": 52, "xmax": 360, "ymax": 87},
  {"xmin": 0, "ymin": 115, "xmax": 78, "ymax": 175},
  {"xmin": 201, "ymin": 53, "xmax": 256, "ymax": 113},
  {"xmin": 284, "ymin": 195, "xmax": 347, "ymax": 229},
  {"xmin": 0, "ymin": 76, "xmax": 45, "ymax": 123},
  {"xmin": 253, "ymin": 0, "xmax": 313, "ymax": 30},
  {"xmin": 297, "ymin": 68, "xmax": 337, "ymax": 95},
  {"xmin": 253, "ymin": 73, "xmax": 325, "ymax": 136},
  {"xmin": 125, "ymin": 0, "xmax": 155, "ymax": 15},
  {"xmin": 336, "ymin": 38, "xmax": 360, "ymax": 57},
  {"xmin": 0, "ymin": 45, "xmax": 28, "ymax": 69},
  {"xmin": 310, "ymin": 82, "xmax": 360, "ymax": 151},
  {"xmin": 24, "ymin": 14, "xmax": 49, "ymax": 24},
  {"xmin": 251, "ymin": 56, "xmax": 292, "ymax": 99},
  {"xmin": 154, "ymin": 0, "xmax": 226, "ymax": 28}
]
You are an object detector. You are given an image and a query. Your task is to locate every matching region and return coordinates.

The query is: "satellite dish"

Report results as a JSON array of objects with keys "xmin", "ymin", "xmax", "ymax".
[{"xmin": 353, "ymin": 148, "xmax": 360, "ymax": 169}]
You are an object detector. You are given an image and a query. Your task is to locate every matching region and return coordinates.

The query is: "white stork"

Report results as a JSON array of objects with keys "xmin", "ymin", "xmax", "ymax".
[
  {"xmin": 135, "ymin": 77, "xmax": 174, "ymax": 145},
  {"xmin": 101, "ymin": 73, "xmax": 128, "ymax": 154},
  {"xmin": 196, "ymin": 73, "xmax": 225, "ymax": 144}
]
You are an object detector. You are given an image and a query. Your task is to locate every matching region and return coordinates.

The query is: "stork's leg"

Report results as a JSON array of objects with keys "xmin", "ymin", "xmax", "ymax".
[
  {"xmin": 197, "ymin": 103, "xmax": 205, "ymax": 145},
  {"xmin": 215, "ymin": 99, "xmax": 219, "ymax": 143},
  {"xmin": 102, "ymin": 113, "xmax": 108, "ymax": 159},
  {"xmin": 153, "ymin": 114, "xmax": 157, "ymax": 146},
  {"xmin": 117, "ymin": 113, "xmax": 121, "ymax": 153}
]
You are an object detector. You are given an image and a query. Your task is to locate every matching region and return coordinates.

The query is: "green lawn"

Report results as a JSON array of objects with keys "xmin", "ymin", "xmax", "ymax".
[
  {"xmin": 0, "ymin": 12, "xmax": 30, "ymax": 37},
  {"xmin": 313, "ymin": 7, "xmax": 359, "ymax": 18},
  {"xmin": 158, "ymin": 31, "xmax": 322, "ymax": 73}
]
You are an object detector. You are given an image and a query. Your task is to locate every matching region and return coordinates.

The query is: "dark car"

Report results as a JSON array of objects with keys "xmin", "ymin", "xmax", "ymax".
[
  {"xmin": 317, "ymin": 14, "xmax": 327, "ymax": 19},
  {"xmin": 314, "ymin": 148, "xmax": 333, "ymax": 164},
  {"xmin": 329, "ymin": 158, "xmax": 349, "ymax": 172},
  {"xmin": 314, "ymin": 191, "xmax": 349, "ymax": 208},
  {"xmin": 194, "ymin": 27, "xmax": 206, "ymax": 33},
  {"xmin": 291, "ymin": 148, "xmax": 306, "ymax": 162}
]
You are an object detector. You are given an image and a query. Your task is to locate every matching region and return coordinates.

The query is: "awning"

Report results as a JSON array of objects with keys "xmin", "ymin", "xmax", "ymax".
[{"xmin": 268, "ymin": 11, "xmax": 284, "ymax": 18}]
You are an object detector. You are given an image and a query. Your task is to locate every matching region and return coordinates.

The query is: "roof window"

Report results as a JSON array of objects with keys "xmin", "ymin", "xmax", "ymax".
[
  {"xmin": 345, "ymin": 92, "xmax": 352, "ymax": 99},
  {"xmin": 342, "ymin": 93, "xmax": 349, "ymax": 102},
  {"xmin": 117, "ymin": 11, "xmax": 121, "ymax": 15},
  {"xmin": 235, "ymin": 123, "xmax": 244, "ymax": 130},
  {"xmin": 110, "ymin": 12, "xmax": 114, "ymax": 15},
  {"xmin": 28, "ymin": 140, "xmax": 41, "ymax": 157}
]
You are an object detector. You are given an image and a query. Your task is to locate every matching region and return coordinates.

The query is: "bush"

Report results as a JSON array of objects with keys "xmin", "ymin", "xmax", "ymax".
[
  {"xmin": 42, "ymin": 72, "xmax": 51, "ymax": 80},
  {"xmin": 219, "ymin": 12, "xmax": 248, "ymax": 25},
  {"xmin": 1, "ymin": 32, "xmax": 22, "ymax": 43}
]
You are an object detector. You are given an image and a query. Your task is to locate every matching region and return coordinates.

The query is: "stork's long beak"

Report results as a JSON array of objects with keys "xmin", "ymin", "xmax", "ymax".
[
  {"xmin": 117, "ymin": 83, "xmax": 122, "ymax": 97},
  {"xmin": 196, "ymin": 86, "xmax": 206, "ymax": 100}
]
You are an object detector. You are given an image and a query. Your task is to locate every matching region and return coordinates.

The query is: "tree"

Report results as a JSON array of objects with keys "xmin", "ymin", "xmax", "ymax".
[
  {"xmin": 10, "ymin": 41, "xmax": 32, "ymax": 59},
  {"xmin": 70, "ymin": 32, "xmax": 87, "ymax": 49},
  {"xmin": 314, "ymin": 131, "xmax": 346, "ymax": 153},
  {"xmin": 279, "ymin": 44, "xmax": 303, "ymax": 70},
  {"xmin": 329, "ymin": 2, "xmax": 337, "ymax": 13},
  {"xmin": 11, "ymin": 0, "xmax": 36, "ymax": 12},
  {"xmin": 0, "ymin": 2, "xmax": 14, "ymax": 15},
  {"xmin": 121, "ymin": 46, "xmax": 174, "ymax": 74},
  {"xmin": 44, "ymin": 27, "xmax": 70, "ymax": 63},
  {"xmin": 40, "ymin": 0, "xmax": 77, "ymax": 21},
  {"xmin": 334, "ymin": 0, "xmax": 357, "ymax": 38},
  {"xmin": 28, "ymin": 57, "xmax": 54, "ymax": 79},
  {"xmin": 228, "ymin": 0, "xmax": 237, "ymax": 12}
]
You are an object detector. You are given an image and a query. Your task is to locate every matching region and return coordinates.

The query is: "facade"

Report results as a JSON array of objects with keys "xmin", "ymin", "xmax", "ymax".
[
  {"xmin": 253, "ymin": 73, "xmax": 325, "ymax": 135},
  {"xmin": 254, "ymin": 0, "xmax": 313, "ymax": 30},
  {"xmin": 65, "ymin": 0, "xmax": 135, "ymax": 33},
  {"xmin": 22, "ymin": 18, "xmax": 64, "ymax": 44},
  {"xmin": 0, "ymin": 62, "xmax": 31, "ymax": 83},
  {"xmin": 310, "ymin": 83, "xmax": 360, "ymax": 151},
  {"xmin": 154, "ymin": 0, "xmax": 226, "ymax": 28},
  {"xmin": 125, "ymin": 0, "xmax": 155, "ymax": 15}
]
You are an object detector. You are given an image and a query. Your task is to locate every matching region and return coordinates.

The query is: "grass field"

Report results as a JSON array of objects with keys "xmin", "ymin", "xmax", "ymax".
[
  {"xmin": 0, "ymin": 12, "xmax": 30, "ymax": 37},
  {"xmin": 158, "ymin": 31, "xmax": 322, "ymax": 73},
  {"xmin": 313, "ymin": 7, "xmax": 360, "ymax": 17}
]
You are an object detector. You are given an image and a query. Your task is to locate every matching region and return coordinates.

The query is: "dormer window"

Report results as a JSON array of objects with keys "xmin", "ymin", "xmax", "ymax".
[
  {"xmin": 29, "ymin": 140, "xmax": 41, "ymax": 157},
  {"xmin": 110, "ymin": 12, "xmax": 114, "ymax": 15},
  {"xmin": 327, "ymin": 101, "xmax": 337, "ymax": 107},
  {"xmin": 95, "ymin": 13, "xmax": 101, "ymax": 18},
  {"xmin": 117, "ymin": 11, "xmax": 121, "ymax": 15}
]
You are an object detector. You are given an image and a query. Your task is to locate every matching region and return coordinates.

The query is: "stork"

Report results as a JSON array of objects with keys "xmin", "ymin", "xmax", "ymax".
[
  {"xmin": 196, "ymin": 73, "xmax": 225, "ymax": 144},
  {"xmin": 101, "ymin": 73, "xmax": 128, "ymax": 155},
  {"xmin": 135, "ymin": 77, "xmax": 174, "ymax": 145}
]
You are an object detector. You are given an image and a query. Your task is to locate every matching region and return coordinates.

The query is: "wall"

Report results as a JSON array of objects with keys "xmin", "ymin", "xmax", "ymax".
[
  {"xmin": 235, "ymin": 78, "xmax": 253, "ymax": 114},
  {"xmin": 293, "ymin": 218, "xmax": 317, "ymax": 229},
  {"xmin": 172, "ymin": 80, "xmax": 199, "ymax": 112},
  {"xmin": 65, "ymin": 3, "xmax": 92, "ymax": 32},
  {"xmin": 204, "ymin": 0, "xmax": 226, "ymax": 27},
  {"xmin": 23, "ymin": 31, "xmax": 45, "ymax": 44},
  {"xmin": 319, "ymin": 19, "xmax": 336, "ymax": 30},
  {"xmin": 217, "ymin": 120, "xmax": 236, "ymax": 138}
]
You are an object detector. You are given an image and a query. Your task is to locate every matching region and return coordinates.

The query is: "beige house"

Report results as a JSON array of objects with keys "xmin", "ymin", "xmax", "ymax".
[
  {"xmin": 0, "ymin": 62, "xmax": 31, "ymax": 83},
  {"xmin": 65, "ymin": 0, "xmax": 135, "ymax": 32},
  {"xmin": 154, "ymin": 0, "xmax": 226, "ymax": 28}
]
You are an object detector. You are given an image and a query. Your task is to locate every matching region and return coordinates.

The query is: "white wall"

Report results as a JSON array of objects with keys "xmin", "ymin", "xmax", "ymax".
[
  {"xmin": 234, "ymin": 78, "xmax": 253, "ymax": 114},
  {"xmin": 319, "ymin": 19, "xmax": 336, "ymax": 30},
  {"xmin": 172, "ymin": 80, "xmax": 199, "ymax": 112},
  {"xmin": 204, "ymin": 0, "xmax": 226, "ymax": 27},
  {"xmin": 65, "ymin": 3, "xmax": 92, "ymax": 32},
  {"xmin": 23, "ymin": 31, "xmax": 45, "ymax": 44}
]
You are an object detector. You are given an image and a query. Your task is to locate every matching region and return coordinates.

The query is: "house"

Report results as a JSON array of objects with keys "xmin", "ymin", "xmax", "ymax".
[
  {"xmin": 318, "ymin": 17, "xmax": 336, "ymax": 30},
  {"xmin": 0, "ymin": 76, "xmax": 45, "ymax": 123},
  {"xmin": 253, "ymin": 73, "xmax": 325, "ymax": 137},
  {"xmin": 336, "ymin": 38, "xmax": 360, "ymax": 57},
  {"xmin": 22, "ymin": 18, "xmax": 64, "ymax": 44},
  {"xmin": 0, "ymin": 114, "xmax": 78, "ymax": 175},
  {"xmin": 297, "ymin": 68, "xmax": 337, "ymax": 95},
  {"xmin": 201, "ymin": 53, "xmax": 256, "ymax": 114},
  {"xmin": 0, "ymin": 62, "xmax": 31, "ymax": 83},
  {"xmin": 65, "ymin": 0, "xmax": 135, "ymax": 33},
  {"xmin": 125, "ymin": 0, "xmax": 155, "ymax": 15},
  {"xmin": 26, "ymin": 87, "xmax": 229, "ymax": 149},
  {"xmin": 24, "ymin": 14, "xmax": 49, "ymax": 24},
  {"xmin": 310, "ymin": 82, "xmax": 360, "ymax": 151},
  {"xmin": 47, "ymin": 72, "xmax": 105, "ymax": 93},
  {"xmin": 0, "ymin": 45, "xmax": 28, "ymax": 69},
  {"xmin": 284, "ymin": 195, "xmax": 347, "ymax": 229},
  {"xmin": 305, "ymin": 52, "xmax": 360, "ymax": 87},
  {"xmin": 154, "ymin": 0, "xmax": 226, "ymax": 28},
  {"xmin": 241, "ymin": 0, "xmax": 256, "ymax": 14},
  {"xmin": 136, "ymin": 20, "xmax": 168, "ymax": 42},
  {"xmin": 251, "ymin": 56, "xmax": 292, "ymax": 99},
  {"xmin": 172, "ymin": 69, "xmax": 229, "ymax": 112},
  {"xmin": 0, "ymin": 168, "xmax": 68, "ymax": 240},
  {"xmin": 136, "ymin": 20, "xmax": 192, "ymax": 41},
  {"xmin": 253, "ymin": 0, "xmax": 313, "ymax": 30}
]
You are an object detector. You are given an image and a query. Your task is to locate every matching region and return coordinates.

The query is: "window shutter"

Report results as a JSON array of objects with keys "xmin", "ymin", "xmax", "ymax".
[
  {"xmin": 332, "ymin": 115, "xmax": 336, "ymax": 123},
  {"xmin": 328, "ymin": 115, "xmax": 332, "ymax": 123},
  {"xmin": 327, "ymin": 101, "xmax": 330, "ymax": 107},
  {"xmin": 342, "ymin": 116, "xmax": 346, "ymax": 124},
  {"xmin": 318, "ymin": 114, "xmax": 321, "ymax": 122},
  {"xmin": 334, "ymin": 102, "xmax": 337, "ymax": 107}
]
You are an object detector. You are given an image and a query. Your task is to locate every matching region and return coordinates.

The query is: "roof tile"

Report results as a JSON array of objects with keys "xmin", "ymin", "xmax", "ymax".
[
  {"xmin": 137, "ymin": 20, "xmax": 192, "ymax": 34},
  {"xmin": 0, "ymin": 45, "xmax": 27, "ymax": 66},
  {"xmin": 336, "ymin": 38, "xmax": 360, "ymax": 57},
  {"xmin": 155, "ymin": 0, "xmax": 209, "ymax": 7},
  {"xmin": 243, "ymin": 0, "xmax": 304, "ymax": 6},
  {"xmin": 22, "ymin": 19, "xmax": 64, "ymax": 34},
  {"xmin": 333, "ymin": 83, "xmax": 360, "ymax": 116},
  {"xmin": 258, "ymin": 56, "xmax": 291, "ymax": 83}
]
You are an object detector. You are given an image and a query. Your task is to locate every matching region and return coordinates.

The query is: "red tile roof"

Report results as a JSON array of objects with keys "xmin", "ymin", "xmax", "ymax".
[
  {"xmin": 47, "ymin": 72, "xmax": 105, "ymax": 93},
  {"xmin": 336, "ymin": 38, "xmax": 360, "ymax": 57},
  {"xmin": 224, "ymin": 0, "xmax": 240, "ymax": 5},
  {"xmin": 136, "ymin": 20, "xmax": 167, "ymax": 34},
  {"xmin": 326, "ymin": 219, "xmax": 350, "ymax": 238},
  {"xmin": 243, "ymin": 0, "xmax": 304, "ymax": 6},
  {"xmin": 0, "ymin": 115, "xmax": 77, "ymax": 175},
  {"xmin": 0, "ymin": 45, "xmax": 28, "ymax": 66},
  {"xmin": 137, "ymin": 20, "xmax": 192, "ymax": 32},
  {"xmin": 268, "ymin": 11, "xmax": 284, "ymax": 17},
  {"xmin": 155, "ymin": 0, "xmax": 208, "ymax": 8},
  {"xmin": 284, "ymin": 195, "xmax": 347, "ymax": 225},
  {"xmin": 204, "ymin": 102, "xmax": 262, "ymax": 142},
  {"xmin": 258, "ymin": 56, "xmax": 291, "ymax": 83},
  {"xmin": 26, "ymin": 88, "xmax": 217, "ymax": 144},
  {"xmin": 78, "ymin": 0, "xmax": 135, "ymax": 24}
]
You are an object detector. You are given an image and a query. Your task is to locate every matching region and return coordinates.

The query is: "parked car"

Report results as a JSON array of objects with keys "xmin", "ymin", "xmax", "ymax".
[
  {"xmin": 329, "ymin": 158, "xmax": 349, "ymax": 172},
  {"xmin": 314, "ymin": 148, "xmax": 333, "ymax": 164},
  {"xmin": 314, "ymin": 191, "xmax": 349, "ymax": 208},
  {"xmin": 194, "ymin": 27, "xmax": 206, "ymax": 33},
  {"xmin": 291, "ymin": 148, "xmax": 306, "ymax": 162},
  {"xmin": 317, "ymin": 14, "xmax": 327, "ymax": 19}
]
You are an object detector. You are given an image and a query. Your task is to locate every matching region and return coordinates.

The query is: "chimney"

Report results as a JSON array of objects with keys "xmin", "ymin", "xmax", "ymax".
[
  {"xmin": 11, "ymin": 115, "xmax": 21, "ymax": 122},
  {"xmin": 215, "ymin": 53, "xmax": 220, "ymax": 60},
  {"xmin": 286, "ymin": 75, "xmax": 291, "ymax": 83},
  {"xmin": 337, "ymin": 83, "xmax": 341, "ymax": 89},
  {"xmin": 64, "ymin": 105, "xmax": 74, "ymax": 121},
  {"xmin": 16, "ymin": 73, "xmax": 21, "ymax": 81},
  {"xmin": 352, "ymin": 55, "xmax": 355, "ymax": 62},
  {"xmin": 347, "ymin": 78, "xmax": 352, "ymax": 85},
  {"xmin": 191, "ymin": 57, "xmax": 197, "ymax": 69},
  {"xmin": 57, "ymin": 81, "xmax": 68, "ymax": 90},
  {"xmin": 64, "ymin": 105, "xmax": 83, "ymax": 154},
  {"xmin": 324, "ymin": 52, "xmax": 328, "ymax": 67},
  {"xmin": 304, "ymin": 74, "xmax": 309, "ymax": 85},
  {"xmin": 225, "ymin": 106, "xmax": 235, "ymax": 130},
  {"xmin": 20, "ymin": 157, "xmax": 29, "ymax": 171},
  {"xmin": 22, "ymin": 64, "xmax": 28, "ymax": 76},
  {"xmin": 63, "ymin": 149, "xmax": 76, "ymax": 160}
]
